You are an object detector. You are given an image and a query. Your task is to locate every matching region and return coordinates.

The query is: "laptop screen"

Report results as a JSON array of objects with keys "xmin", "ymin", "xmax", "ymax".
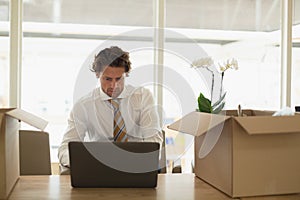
[{"xmin": 68, "ymin": 142, "xmax": 160, "ymax": 188}]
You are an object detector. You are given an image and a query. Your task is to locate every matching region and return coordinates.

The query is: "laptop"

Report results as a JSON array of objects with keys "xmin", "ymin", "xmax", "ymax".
[{"xmin": 68, "ymin": 141, "xmax": 160, "ymax": 188}]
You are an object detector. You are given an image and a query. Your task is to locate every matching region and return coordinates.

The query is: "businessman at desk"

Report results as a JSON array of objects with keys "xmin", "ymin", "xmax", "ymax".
[{"xmin": 58, "ymin": 46, "xmax": 163, "ymax": 167}]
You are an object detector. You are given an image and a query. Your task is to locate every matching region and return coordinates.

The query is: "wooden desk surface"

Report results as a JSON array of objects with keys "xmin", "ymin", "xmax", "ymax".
[{"xmin": 8, "ymin": 174, "xmax": 300, "ymax": 200}]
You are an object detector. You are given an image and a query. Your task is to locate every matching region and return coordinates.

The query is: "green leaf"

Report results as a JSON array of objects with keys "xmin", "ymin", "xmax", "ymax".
[
  {"xmin": 212, "ymin": 101, "xmax": 225, "ymax": 114},
  {"xmin": 198, "ymin": 93, "xmax": 212, "ymax": 113},
  {"xmin": 212, "ymin": 92, "xmax": 227, "ymax": 109}
]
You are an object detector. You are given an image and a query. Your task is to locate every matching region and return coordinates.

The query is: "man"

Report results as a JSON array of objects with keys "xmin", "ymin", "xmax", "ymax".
[{"xmin": 58, "ymin": 46, "xmax": 163, "ymax": 167}]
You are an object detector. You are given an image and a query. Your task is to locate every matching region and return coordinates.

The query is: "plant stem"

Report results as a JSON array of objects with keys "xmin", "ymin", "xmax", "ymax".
[
  {"xmin": 205, "ymin": 67, "xmax": 214, "ymax": 102},
  {"xmin": 220, "ymin": 72, "xmax": 224, "ymax": 99}
]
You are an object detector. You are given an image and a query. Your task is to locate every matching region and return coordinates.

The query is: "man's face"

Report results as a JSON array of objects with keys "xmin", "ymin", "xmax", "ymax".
[{"xmin": 100, "ymin": 66, "xmax": 125, "ymax": 98}]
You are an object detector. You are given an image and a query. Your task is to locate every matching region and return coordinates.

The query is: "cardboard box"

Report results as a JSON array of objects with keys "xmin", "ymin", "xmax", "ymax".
[
  {"xmin": 19, "ymin": 130, "xmax": 51, "ymax": 175},
  {"xmin": 0, "ymin": 108, "xmax": 47, "ymax": 199},
  {"xmin": 168, "ymin": 110, "xmax": 300, "ymax": 198}
]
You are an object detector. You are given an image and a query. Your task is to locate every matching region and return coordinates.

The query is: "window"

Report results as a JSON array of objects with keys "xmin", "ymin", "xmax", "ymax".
[
  {"xmin": 164, "ymin": 0, "xmax": 281, "ymax": 172},
  {"xmin": 22, "ymin": 1, "xmax": 154, "ymax": 162},
  {"xmin": 8, "ymin": 0, "xmax": 296, "ymax": 173},
  {"xmin": 292, "ymin": 0, "xmax": 300, "ymax": 110},
  {"xmin": 0, "ymin": 0, "xmax": 9, "ymax": 107}
]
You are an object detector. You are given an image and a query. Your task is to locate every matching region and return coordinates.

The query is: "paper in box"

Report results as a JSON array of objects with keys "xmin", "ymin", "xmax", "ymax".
[
  {"xmin": 0, "ymin": 108, "xmax": 47, "ymax": 199},
  {"xmin": 168, "ymin": 110, "xmax": 300, "ymax": 198}
]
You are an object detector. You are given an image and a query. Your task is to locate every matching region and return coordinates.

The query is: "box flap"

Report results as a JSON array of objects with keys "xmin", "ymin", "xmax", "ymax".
[
  {"xmin": 168, "ymin": 111, "xmax": 230, "ymax": 136},
  {"xmin": 6, "ymin": 109, "xmax": 48, "ymax": 131},
  {"xmin": 235, "ymin": 115, "xmax": 300, "ymax": 135},
  {"xmin": 0, "ymin": 108, "xmax": 15, "ymax": 113}
]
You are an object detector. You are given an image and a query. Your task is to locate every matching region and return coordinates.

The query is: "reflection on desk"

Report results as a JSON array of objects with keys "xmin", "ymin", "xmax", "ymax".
[{"xmin": 8, "ymin": 174, "xmax": 300, "ymax": 200}]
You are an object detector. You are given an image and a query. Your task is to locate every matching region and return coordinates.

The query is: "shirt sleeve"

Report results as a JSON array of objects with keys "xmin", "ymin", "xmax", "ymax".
[
  {"xmin": 128, "ymin": 87, "xmax": 163, "ymax": 146},
  {"xmin": 58, "ymin": 102, "xmax": 88, "ymax": 166}
]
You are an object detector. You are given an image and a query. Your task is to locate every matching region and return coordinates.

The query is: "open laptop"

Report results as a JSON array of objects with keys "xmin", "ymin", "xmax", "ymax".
[{"xmin": 68, "ymin": 141, "xmax": 160, "ymax": 188}]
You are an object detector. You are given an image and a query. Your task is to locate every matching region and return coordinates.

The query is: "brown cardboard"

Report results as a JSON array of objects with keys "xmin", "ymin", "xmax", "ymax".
[
  {"xmin": 168, "ymin": 110, "xmax": 300, "ymax": 198},
  {"xmin": 19, "ymin": 130, "xmax": 51, "ymax": 175},
  {"xmin": 0, "ymin": 108, "xmax": 47, "ymax": 199}
]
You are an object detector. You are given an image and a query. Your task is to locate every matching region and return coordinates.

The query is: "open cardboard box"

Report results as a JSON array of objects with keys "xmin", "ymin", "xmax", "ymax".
[
  {"xmin": 0, "ymin": 108, "xmax": 47, "ymax": 199},
  {"xmin": 168, "ymin": 110, "xmax": 300, "ymax": 198}
]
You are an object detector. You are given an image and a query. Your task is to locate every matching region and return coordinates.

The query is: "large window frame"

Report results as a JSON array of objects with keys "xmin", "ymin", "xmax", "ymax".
[{"xmin": 6, "ymin": 0, "xmax": 297, "ymax": 171}]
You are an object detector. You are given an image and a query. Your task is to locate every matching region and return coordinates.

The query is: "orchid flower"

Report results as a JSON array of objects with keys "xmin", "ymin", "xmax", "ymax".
[
  {"xmin": 218, "ymin": 58, "xmax": 238, "ymax": 72},
  {"xmin": 192, "ymin": 57, "xmax": 214, "ymax": 101},
  {"xmin": 192, "ymin": 57, "xmax": 239, "ymax": 114},
  {"xmin": 191, "ymin": 57, "xmax": 214, "ymax": 68}
]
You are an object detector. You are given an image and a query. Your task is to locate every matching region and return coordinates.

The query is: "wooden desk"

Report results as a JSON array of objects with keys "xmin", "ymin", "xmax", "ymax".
[{"xmin": 8, "ymin": 174, "xmax": 300, "ymax": 200}]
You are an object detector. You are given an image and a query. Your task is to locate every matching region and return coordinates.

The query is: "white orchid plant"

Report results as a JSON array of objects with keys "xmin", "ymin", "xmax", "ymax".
[{"xmin": 191, "ymin": 57, "xmax": 238, "ymax": 114}]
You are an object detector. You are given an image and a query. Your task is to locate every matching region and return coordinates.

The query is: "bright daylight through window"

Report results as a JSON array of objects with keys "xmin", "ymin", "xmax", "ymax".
[{"xmin": 2, "ymin": 0, "xmax": 300, "ymax": 173}]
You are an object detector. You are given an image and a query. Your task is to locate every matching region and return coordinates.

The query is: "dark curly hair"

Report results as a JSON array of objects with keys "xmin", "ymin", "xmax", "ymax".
[{"xmin": 91, "ymin": 46, "xmax": 131, "ymax": 74}]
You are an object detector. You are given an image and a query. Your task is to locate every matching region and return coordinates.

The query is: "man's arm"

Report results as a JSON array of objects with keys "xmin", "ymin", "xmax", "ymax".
[
  {"xmin": 136, "ymin": 87, "xmax": 163, "ymax": 144},
  {"xmin": 58, "ymin": 104, "xmax": 88, "ymax": 167}
]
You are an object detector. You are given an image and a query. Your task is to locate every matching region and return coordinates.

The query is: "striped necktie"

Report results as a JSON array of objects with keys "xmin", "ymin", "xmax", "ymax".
[{"xmin": 110, "ymin": 99, "xmax": 128, "ymax": 142}]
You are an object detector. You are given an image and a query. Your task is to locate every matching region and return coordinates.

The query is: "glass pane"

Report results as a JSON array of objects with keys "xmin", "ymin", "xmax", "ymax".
[
  {"xmin": 165, "ymin": 0, "xmax": 281, "ymax": 173},
  {"xmin": 22, "ymin": 1, "xmax": 154, "ymax": 163},
  {"xmin": 166, "ymin": 0, "xmax": 280, "ymax": 32},
  {"xmin": 0, "ymin": 0, "xmax": 9, "ymax": 107},
  {"xmin": 23, "ymin": 0, "xmax": 152, "ymax": 26},
  {"xmin": 292, "ymin": 0, "xmax": 300, "ymax": 110}
]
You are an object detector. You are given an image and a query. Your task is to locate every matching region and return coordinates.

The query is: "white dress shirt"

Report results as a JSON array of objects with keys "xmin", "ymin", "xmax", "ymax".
[{"xmin": 58, "ymin": 85, "xmax": 163, "ymax": 166}]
